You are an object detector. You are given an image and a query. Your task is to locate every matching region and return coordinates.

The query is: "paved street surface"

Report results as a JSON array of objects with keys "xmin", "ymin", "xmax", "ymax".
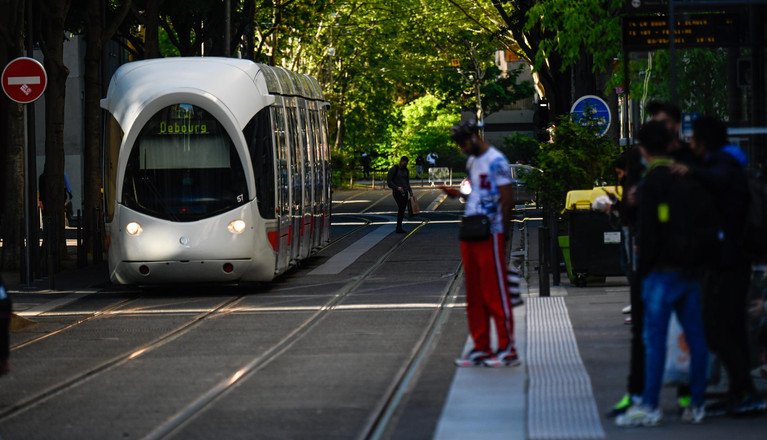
[{"xmin": 2, "ymin": 187, "xmax": 766, "ymax": 439}]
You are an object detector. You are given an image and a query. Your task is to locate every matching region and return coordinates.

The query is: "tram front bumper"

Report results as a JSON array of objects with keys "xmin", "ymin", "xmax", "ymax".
[{"xmin": 111, "ymin": 259, "xmax": 253, "ymax": 285}]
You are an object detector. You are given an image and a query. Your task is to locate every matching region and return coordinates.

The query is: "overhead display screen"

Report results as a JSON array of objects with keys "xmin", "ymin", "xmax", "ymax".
[{"xmin": 623, "ymin": 12, "xmax": 740, "ymax": 50}]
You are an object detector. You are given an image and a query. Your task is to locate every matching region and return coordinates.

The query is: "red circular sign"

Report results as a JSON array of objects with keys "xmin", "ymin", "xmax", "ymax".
[{"xmin": 2, "ymin": 57, "xmax": 47, "ymax": 104}]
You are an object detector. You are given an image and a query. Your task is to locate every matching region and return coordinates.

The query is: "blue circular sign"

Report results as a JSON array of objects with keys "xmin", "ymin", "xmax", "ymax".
[{"xmin": 570, "ymin": 95, "xmax": 611, "ymax": 137}]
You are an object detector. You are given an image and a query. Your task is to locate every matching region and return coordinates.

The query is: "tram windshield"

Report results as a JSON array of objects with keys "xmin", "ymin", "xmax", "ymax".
[{"xmin": 122, "ymin": 104, "xmax": 248, "ymax": 222}]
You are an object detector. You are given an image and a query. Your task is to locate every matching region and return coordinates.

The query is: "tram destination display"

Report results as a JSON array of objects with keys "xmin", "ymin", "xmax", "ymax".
[{"xmin": 623, "ymin": 12, "xmax": 740, "ymax": 50}]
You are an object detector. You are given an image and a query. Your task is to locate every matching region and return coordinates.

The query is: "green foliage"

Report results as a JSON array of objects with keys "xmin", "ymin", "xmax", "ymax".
[
  {"xmin": 525, "ymin": 0, "xmax": 624, "ymax": 73},
  {"xmin": 501, "ymin": 133, "xmax": 540, "ymax": 166},
  {"xmin": 525, "ymin": 114, "xmax": 619, "ymax": 211},
  {"xmin": 480, "ymin": 65, "xmax": 535, "ymax": 115},
  {"xmin": 377, "ymin": 94, "xmax": 462, "ymax": 170}
]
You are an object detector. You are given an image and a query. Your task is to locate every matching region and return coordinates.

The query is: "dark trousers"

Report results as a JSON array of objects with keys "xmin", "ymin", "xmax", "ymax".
[
  {"xmin": 628, "ymin": 267, "xmax": 645, "ymax": 396},
  {"xmin": 703, "ymin": 262, "xmax": 755, "ymax": 397},
  {"xmin": 393, "ymin": 190, "xmax": 409, "ymax": 230}
]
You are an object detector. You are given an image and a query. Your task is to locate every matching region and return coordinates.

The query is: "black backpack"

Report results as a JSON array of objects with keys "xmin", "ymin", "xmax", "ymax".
[{"xmin": 663, "ymin": 174, "xmax": 719, "ymax": 270}]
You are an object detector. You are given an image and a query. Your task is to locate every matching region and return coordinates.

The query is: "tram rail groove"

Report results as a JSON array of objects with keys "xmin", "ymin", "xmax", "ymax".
[
  {"xmin": 10, "ymin": 297, "xmax": 141, "ymax": 351},
  {"xmin": 0, "ymin": 295, "xmax": 247, "ymax": 422},
  {"xmin": 360, "ymin": 266, "xmax": 464, "ymax": 440},
  {"xmin": 142, "ymin": 220, "xmax": 430, "ymax": 440}
]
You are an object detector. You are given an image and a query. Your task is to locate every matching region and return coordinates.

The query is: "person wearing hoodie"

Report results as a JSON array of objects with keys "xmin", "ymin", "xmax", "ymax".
[{"xmin": 673, "ymin": 116, "xmax": 767, "ymax": 415}]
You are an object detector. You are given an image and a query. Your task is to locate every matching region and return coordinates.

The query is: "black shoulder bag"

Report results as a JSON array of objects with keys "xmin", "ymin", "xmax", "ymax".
[
  {"xmin": 459, "ymin": 214, "xmax": 491, "ymax": 241},
  {"xmin": 458, "ymin": 159, "xmax": 491, "ymax": 241}
]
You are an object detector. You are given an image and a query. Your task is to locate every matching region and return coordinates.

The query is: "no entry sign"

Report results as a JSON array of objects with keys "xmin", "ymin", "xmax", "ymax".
[{"xmin": 2, "ymin": 57, "xmax": 47, "ymax": 104}]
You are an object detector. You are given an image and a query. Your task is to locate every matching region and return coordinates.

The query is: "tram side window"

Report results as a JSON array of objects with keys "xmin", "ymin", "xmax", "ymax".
[
  {"xmin": 271, "ymin": 105, "xmax": 290, "ymax": 217},
  {"xmin": 244, "ymin": 109, "xmax": 276, "ymax": 219},
  {"xmin": 286, "ymin": 101, "xmax": 302, "ymax": 211},
  {"xmin": 121, "ymin": 103, "xmax": 248, "ymax": 222}
]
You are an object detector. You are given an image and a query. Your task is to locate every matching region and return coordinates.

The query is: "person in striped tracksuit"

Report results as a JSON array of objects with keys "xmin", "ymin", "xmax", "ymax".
[{"xmin": 445, "ymin": 120, "xmax": 519, "ymax": 367}]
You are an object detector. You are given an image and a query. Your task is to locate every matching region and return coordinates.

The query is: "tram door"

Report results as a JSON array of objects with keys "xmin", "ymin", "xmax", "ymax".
[
  {"xmin": 308, "ymin": 105, "xmax": 323, "ymax": 250},
  {"xmin": 285, "ymin": 98, "xmax": 302, "ymax": 263},
  {"xmin": 319, "ymin": 106, "xmax": 332, "ymax": 245},
  {"xmin": 297, "ymin": 101, "xmax": 314, "ymax": 259},
  {"xmin": 271, "ymin": 103, "xmax": 291, "ymax": 273}
]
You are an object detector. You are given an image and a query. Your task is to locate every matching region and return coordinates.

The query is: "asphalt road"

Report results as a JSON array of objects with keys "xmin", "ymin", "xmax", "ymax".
[{"xmin": 1, "ymin": 188, "xmax": 471, "ymax": 440}]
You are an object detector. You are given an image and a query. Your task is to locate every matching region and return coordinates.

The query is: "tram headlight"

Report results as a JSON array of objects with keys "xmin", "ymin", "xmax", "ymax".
[
  {"xmin": 227, "ymin": 220, "xmax": 247, "ymax": 234},
  {"xmin": 125, "ymin": 222, "xmax": 143, "ymax": 236}
]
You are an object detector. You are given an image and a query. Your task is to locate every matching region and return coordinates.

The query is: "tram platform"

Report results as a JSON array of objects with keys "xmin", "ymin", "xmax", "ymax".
[{"xmin": 3, "ymin": 228, "xmax": 767, "ymax": 439}]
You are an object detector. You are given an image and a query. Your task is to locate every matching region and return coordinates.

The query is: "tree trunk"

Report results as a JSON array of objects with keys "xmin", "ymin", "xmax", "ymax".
[
  {"xmin": 39, "ymin": 0, "xmax": 71, "ymax": 270},
  {"xmin": 0, "ymin": 99, "xmax": 25, "ymax": 270},
  {"xmin": 83, "ymin": 0, "xmax": 104, "ymax": 265},
  {"xmin": 144, "ymin": 0, "xmax": 160, "ymax": 59},
  {"xmin": 83, "ymin": 0, "xmax": 131, "ymax": 264},
  {"xmin": 0, "ymin": 0, "xmax": 28, "ymax": 270}
]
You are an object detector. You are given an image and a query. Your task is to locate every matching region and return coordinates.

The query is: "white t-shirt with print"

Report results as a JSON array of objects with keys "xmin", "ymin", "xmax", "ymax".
[{"xmin": 465, "ymin": 146, "xmax": 513, "ymax": 234}]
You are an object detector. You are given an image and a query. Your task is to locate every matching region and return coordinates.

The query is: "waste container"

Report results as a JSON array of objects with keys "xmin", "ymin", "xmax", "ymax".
[{"xmin": 559, "ymin": 187, "xmax": 624, "ymax": 287}]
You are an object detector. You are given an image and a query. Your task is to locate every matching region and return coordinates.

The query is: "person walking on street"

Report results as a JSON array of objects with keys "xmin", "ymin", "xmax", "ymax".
[
  {"xmin": 672, "ymin": 116, "xmax": 767, "ymax": 415},
  {"xmin": 426, "ymin": 152, "xmax": 438, "ymax": 169},
  {"xmin": 387, "ymin": 156, "xmax": 412, "ymax": 233},
  {"xmin": 415, "ymin": 155, "xmax": 425, "ymax": 179},
  {"xmin": 444, "ymin": 120, "xmax": 518, "ymax": 368},
  {"xmin": 616, "ymin": 121, "xmax": 711, "ymax": 427},
  {"xmin": 361, "ymin": 153, "xmax": 372, "ymax": 179}
]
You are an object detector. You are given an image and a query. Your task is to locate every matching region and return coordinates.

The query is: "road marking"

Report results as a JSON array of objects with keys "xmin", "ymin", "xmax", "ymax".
[
  {"xmin": 28, "ymin": 303, "xmax": 469, "ymax": 317},
  {"xmin": 308, "ymin": 225, "xmax": 392, "ymax": 275},
  {"xmin": 15, "ymin": 292, "xmax": 90, "ymax": 317},
  {"xmin": 426, "ymin": 193, "xmax": 448, "ymax": 211}
]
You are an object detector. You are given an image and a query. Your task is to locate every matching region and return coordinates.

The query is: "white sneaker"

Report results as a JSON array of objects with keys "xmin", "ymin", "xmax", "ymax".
[
  {"xmin": 622, "ymin": 305, "xmax": 632, "ymax": 314},
  {"xmin": 616, "ymin": 405, "xmax": 662, "ymax": 427},
  {"xmin": 681, "ymin": 405, "xmax": 705, "ymax": 424}
]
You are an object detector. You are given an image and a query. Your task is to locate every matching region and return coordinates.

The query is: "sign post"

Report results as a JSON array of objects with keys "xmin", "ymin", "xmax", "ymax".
[
  {"xmin": 2, "ymin": 57, "xmax": 47, "ymax": 285},
  {"xmin": 570, "ymin": 95, "xmax": 612, "ymax": 137}
]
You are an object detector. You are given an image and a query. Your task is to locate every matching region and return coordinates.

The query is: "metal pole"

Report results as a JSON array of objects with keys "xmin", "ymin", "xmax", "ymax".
[
  {"xmin": 549, "ymin": 211, "xmax": 560, "ymax": 286},
  {"xmin": 224, "ymin": 0, "xmax": 231, "ymax": 57},
  {"xmin": 622, "ymin": 49, "xmax": 630, "ymax": 141},
  {"xmin": 22, "ymin": 106, "xmax": 31, "ymax": 285},
  {"xmin": 668, "ymin": 0, "xmax": 678, "ymax": 106},
  {"xmin": 25, "ymin": 0, "xmax": 39, "ymax": 283},
  {"xmin": 538, "ymin": 225, "xmax": 550, "ymax": 297}
]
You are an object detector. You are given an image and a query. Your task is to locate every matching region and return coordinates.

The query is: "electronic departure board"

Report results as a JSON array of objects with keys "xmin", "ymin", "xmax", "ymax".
[{"xmin": 623, "ymin": 12, "xmax": 740, "ymax": 50}]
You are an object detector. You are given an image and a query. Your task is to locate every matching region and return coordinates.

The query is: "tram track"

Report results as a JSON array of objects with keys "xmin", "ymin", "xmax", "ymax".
[
  {"xmin": 0, "ymin": 294, "xmax": 247, "ymax": 422},
  {"xmin": 2, "ymin": 195, "xmax": 454, "ymax": 437},
  {"xmin": 141, "ymin": 219, "xmax": 431, "ymax": 440},
  {"xmin": 361, "ymin": 265, "xmax": 464, "ymax": 440},
  {"xmin": 10, "ymin": 297, "xmax": 142, "ymax": 351}
]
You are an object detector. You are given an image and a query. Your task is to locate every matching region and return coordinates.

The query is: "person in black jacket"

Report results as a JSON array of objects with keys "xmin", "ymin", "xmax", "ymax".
[
  {"xmin": 616, "ymin": 121, "xmax": 710, "ymax": 427},
  {"xmin": 387, "ymin": 156, "xmax": 412, "ymax": 233},
  {"xmin": 672, "ymin": 116, "xmax": 767, "ymax": 415},
  {"xmin": 646, "ymin": 101, "xmax": 698, "ymax": 166}
]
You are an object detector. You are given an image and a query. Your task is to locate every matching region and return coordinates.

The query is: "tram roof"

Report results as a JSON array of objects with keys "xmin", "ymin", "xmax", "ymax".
[{"xmin": 101, "ymin": 57, "xmax": 325, "ymax": 132}]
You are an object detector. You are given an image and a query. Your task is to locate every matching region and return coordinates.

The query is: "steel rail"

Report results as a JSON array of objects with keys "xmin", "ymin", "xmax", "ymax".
[
  {"xmin": 0, "ymin": 294, "xmax": 247, "ymax": 421},
  {"xmin": 10, "ymin": 296, "xmax": 141, "ymax": 351},
  {"xmin": 359, "ymin": 265, "xmax": 464, "ymax": 440},
  {"xmin": 141, "ymin": 220, "xmax": 430, "ymax": 440}
]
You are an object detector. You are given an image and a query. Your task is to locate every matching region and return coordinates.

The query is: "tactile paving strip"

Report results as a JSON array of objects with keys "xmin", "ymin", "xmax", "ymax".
[{"xmin": 527, "ymin": 297, "xmax": 605, "ymax": 439}]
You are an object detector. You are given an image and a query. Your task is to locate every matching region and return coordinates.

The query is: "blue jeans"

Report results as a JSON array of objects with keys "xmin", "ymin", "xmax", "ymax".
[{"xmin": 642, "ymin": 271, "xmax": 708, "ymax": 409}]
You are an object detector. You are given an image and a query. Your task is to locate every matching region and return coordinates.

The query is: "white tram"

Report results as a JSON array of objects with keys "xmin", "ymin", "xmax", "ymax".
[{"xmin": 101, "ymin": 58, "xmax": 331, "ymax": 285}]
